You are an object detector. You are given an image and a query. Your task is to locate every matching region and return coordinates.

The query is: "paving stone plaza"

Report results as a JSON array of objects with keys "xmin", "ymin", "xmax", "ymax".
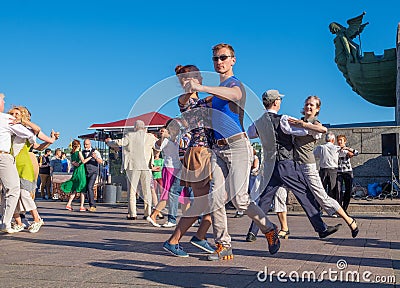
[{"xmin": 0, "ymin": 200, "xmax": 399, "ymax": 287}]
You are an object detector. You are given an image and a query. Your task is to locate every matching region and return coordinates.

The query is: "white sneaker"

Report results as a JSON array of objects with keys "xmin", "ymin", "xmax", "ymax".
[
  {"xmin": 1, "ymin": 227, "xmax": 18, "ymax": 234},
  {"xmin": 146, "ymin": 216, "xmax": 161, "ymax": 227},
  {"xmin": 28, "ymin": 221, "xmax": 43, "ymax": 233},
  {"xmin": 11, "ymin": 224, "xmax": 24, "ymax": 232},
  {"xmin": 162, "ymin": 221, "xmax": 176, "ymax": 228}
]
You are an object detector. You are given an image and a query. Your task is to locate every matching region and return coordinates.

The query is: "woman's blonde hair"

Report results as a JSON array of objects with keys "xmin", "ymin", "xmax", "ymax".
[{"xmin": 8, "ymin": 106, "xmax": 31, "ymax": 123}]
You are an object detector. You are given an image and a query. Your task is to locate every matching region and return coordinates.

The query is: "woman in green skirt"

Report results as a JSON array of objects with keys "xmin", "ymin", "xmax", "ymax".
[{"xmin": 61, "ymin": 139, "xmax": 92, "ymax": 211}]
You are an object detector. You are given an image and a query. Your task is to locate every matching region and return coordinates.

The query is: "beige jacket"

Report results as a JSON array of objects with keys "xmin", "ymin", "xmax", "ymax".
[{"xmin": 107, "ymin": 130, "xmax": 157, "ymax": 171}]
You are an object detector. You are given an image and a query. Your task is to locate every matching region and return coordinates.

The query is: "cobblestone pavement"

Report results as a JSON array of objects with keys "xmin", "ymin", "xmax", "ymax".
[{"xmin": 0, "ymin": 201, "xmax": 399, "ymax": 287}]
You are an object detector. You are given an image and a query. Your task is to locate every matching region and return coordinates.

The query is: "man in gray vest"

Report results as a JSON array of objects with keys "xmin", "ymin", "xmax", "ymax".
[
  {"xmin": 247, "ymin": 89, "xmax": 340, "ymax": 239},
  {"xmin": 82, "ymin": 139, "xmax": 103, "ymax": 212}
]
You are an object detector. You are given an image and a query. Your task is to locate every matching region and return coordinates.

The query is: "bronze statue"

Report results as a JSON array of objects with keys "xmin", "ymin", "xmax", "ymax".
[
  {"xmin": 329, "ymin": 12, "xmax": 368, "ymax": 75},
  {"xmin": 329, "ymin": 13, "xmax": 397, "ymax": 107}
]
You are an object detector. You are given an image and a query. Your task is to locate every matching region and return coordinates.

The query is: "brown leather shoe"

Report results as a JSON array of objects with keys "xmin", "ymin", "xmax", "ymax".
[{"xmin": 88, "ymin": 207, "xmax": 97, "ymax": 212}]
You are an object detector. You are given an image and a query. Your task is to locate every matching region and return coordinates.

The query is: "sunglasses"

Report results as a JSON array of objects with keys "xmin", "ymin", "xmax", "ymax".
[{"xmin": 212, "ymin": 55, "xmax": 233, "ymax": 62}]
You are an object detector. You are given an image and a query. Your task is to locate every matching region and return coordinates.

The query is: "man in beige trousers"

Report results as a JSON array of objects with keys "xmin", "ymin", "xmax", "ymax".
[
  {"xmin": 106, "ymin": 120, "xmax": 157, "ymax": 220},
  {"xmin": 184, "ymin": 44, "xmax": 280, "ymax": 260},
  {"xmin": 0, "ymin": 93, "xmax": 36, "ymax": 233}
]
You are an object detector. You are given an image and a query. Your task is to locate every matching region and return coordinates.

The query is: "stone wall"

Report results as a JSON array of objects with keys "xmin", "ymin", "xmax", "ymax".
[{"xmin": 322, "ymin": 126, "xmax": 400, "ymax": 187}]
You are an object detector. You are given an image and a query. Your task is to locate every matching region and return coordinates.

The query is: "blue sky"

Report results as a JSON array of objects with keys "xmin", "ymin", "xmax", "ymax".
[{"xmin": 1, "ymin": 0, "xmax": 399, "ymax": 149}]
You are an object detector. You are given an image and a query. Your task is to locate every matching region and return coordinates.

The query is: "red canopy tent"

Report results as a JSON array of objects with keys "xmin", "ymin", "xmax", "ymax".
[
  {"xmin": 79, "ymin": 112, "xmax": 172, "ymax": 191},
  {"xmin": 78, "ymin": 132, "xmax": 98, "ymax": 140},
  {"xmin": 88, "ymin": 111, "xmax": 171, "ymax": 131}
]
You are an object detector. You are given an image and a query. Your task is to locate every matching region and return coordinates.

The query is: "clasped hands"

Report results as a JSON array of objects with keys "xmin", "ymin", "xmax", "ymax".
[
  {"xmin": 183, "ymin": 78, "xmax": 202, "ymax": 94},
  {"xmin": 287, "ymin": 117, "xmax": 307, "ymax": 128},
  {"xmin": 51, "ymin": 130, "xmax": 60, "ymax": 140}
]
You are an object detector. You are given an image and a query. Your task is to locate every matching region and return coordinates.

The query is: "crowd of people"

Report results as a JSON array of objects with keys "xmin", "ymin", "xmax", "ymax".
[
  {"xmin": 0, "ymin": 97, "xmax": 105, "ymax": 233},
  {"xmin": 0, "ymin": 43, "xmax": 361, "ymax": 261},
  {"xmin": 107, "ymin": 43, "xmax": 360, "ymax": 260}
]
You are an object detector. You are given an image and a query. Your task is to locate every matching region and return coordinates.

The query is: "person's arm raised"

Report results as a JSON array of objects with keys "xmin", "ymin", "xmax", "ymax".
[
  {"xmin": 32, "ymin": 130, "xmax": 59, "ymax": 151},
  {"xmin": 185, "ymin": 79, "xmax": 242, "ymax": 101},
  {"xmin": 288, "ymin": 118, "xmax": 327, "ymax": 133}
]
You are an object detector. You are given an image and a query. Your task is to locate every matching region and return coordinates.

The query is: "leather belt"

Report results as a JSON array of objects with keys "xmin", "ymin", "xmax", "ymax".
[{"xmin": 214, "ymin": 132, "xmax": 248, "ymax": 146}]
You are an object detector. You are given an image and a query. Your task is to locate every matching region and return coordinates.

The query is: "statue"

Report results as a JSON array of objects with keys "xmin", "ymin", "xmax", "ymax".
[
  {"xmin": 329, "ymin": 13, "xmax": 369, "ymax": 81},
  {"xmin": 329, "ymin": 13, "xmax": 397, "ymax": 107}
]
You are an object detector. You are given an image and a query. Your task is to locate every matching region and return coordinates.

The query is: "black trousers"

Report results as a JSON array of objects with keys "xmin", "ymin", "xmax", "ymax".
[
  {"xmin": 337, "ymin": 172, "xmax": 353, "ymax": 212},
  {"xmin": 319, "ymin": 168, "xmax": 338, "ymax": 201},
  {"xmin": 250, "ymin": 160, "xmax": 327, "ymax": 234},
  {"xmin": 86, "ymin": 173, "xmax": 97, "ymax": 208}
]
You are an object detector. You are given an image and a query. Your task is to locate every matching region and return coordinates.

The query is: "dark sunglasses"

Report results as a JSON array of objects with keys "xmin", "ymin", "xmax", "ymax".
[{"xmin": 212, "ymin": 55, "xmax": 233, "ymax": 62}]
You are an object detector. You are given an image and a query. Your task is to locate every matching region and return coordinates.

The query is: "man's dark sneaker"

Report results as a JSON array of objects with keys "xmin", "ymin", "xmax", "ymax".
[
  {"xmin": 162, "ymin": 241, "xmax": 189, "ymax": 257},
  {"xmin": 190, "ymin": 236, "xmax": 215, "ymax": 253},
  {"xmin": 245, "ymin": 232, "xmax": 257, "ymax": 242},
  {"xmin": 319, "ymin": 224, "xmax": 342, "ymax": 239},
  {"xmin": 265, "ymin": 223, "xmax": 280, "ymax": 255},
  {"xmin": 207, "ymin": 244, "xmax": 233, "ymax": 261},
  {"xmin": 225, "ymin": 201, "xmax": 235, "ymax": 210}
]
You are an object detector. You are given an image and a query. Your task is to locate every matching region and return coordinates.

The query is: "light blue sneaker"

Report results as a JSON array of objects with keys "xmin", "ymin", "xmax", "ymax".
[
  {"xmin": 163, "ymin": 241, "xmax": 189, "ymax": 257},
  {"xmin": 190, "ymin": 236, "xmax": 215, "ymax": 254}
]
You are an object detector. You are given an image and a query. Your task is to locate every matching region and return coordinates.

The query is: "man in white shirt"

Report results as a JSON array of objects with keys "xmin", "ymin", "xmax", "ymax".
[
  {"xmin": 314, "ymin": 132, "xmax": 340, "ymax": 200},
  {"xmin": 82, "ymin": 139, "xmax": 103, "ymax": 212},
  {"xmin": 0, "ymin": 93, "xmax": 36, "ymax": 233}
]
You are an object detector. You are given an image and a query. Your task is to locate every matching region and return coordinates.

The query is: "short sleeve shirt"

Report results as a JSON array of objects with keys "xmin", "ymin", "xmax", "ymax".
[{"xmin": 211, "ymin": 76, "xmax": 245, "ymax": 140}]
